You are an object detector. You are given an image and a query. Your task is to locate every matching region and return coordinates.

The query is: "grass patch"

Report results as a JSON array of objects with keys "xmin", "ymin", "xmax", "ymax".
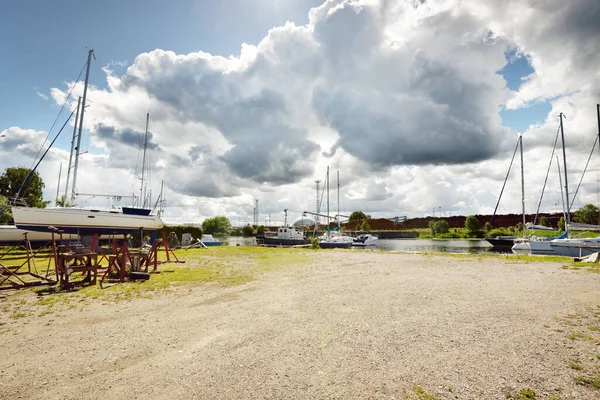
[
  {"xmin": 9, "ymin": 311, "xmax": 27, "ymax": 319},
  {"xmin": 588, "ymin": 326, "xmax": 599, "ymax": 332},
  {"xmin": 409, "ymin": 386, "xmax": 438, "ymax": 400},
  {"xmin": 570, "ymin": 360, "xmax": 583, "ymax": 370},
  {"xmin": 5, "ymin": 246, "xmax": 311, "ymax": 308},
  {"xmin": 505, "ymin": 388, "xmax": 537, "ymax": 399},
  {"xmin": 568, "ymin": 333, "xmax": 597, "ymax": 341},
  {"xmin": 574, "ymin": 374, "xmax": 600, "ymax": 389}
]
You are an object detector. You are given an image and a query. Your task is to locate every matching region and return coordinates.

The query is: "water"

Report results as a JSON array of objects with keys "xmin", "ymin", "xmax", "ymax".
[
  {"xmin": 226, "ymin": 236, "xmax": 502, "ymax": 254},
  {"xmin": 374, "ymin": 239, "xmax": 496, "ymax": 254}
]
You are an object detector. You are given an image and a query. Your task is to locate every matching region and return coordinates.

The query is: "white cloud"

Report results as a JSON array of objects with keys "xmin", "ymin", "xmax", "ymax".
[
  {"xmin": 3, "ymin": 0, "xmax": 600, "ymax": 224},
  {"xmin": 36, "ymin": 91, "xmax": 49, "ymax": 101}
]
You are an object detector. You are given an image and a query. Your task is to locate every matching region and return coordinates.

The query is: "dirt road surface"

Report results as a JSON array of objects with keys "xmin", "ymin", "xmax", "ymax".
[{"xmin": 2, "ymin": 251, "xmax": 600, "ymax": 399}]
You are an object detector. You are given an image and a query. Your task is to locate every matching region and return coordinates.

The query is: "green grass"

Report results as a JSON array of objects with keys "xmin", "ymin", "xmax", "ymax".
[
  {"xmin": 505, "ymin": 388, "xmax": 537, "ymax": 399},
  {"xmin": 568, "ymin": 333, "xmax": 597, "ymax": 341},
  {"xmin": 574, "ymin": 374, "xmax": 600, "ymax": 389},
  {"xmin": 569, "ymin": 360, "xmax": 583, "ymax": 370},
  {"xmin": 409, "ymin": 386, "xmax": 438, "ymax": 400},
  {"xmin": 4, "ymin": 246, "xmax": 313, "ymax": 308}
]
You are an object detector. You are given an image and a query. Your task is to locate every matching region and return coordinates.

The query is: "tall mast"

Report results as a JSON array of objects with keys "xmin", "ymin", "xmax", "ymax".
[
  {"xmin": 557, "ymin": 157, "xmax": 567, "ymax": 230},
  {"xmin": 337, "ymin": 170, "xmax": 340, "ymax": 231},
  {"xmin": 64, "ymin": 96, "xmax": 81, "ymax": 203},
  {"xmin": 519, "ymin": 135, "xmax": 526, "ymax": 238},
  {"xmin": 55, "ymin": 163, "xmax": 62, "ymax": 206},
  {"xmin": 559, "ymin": 112, "xmax": 570, "ymax": 225},
  {"xmin": 326, "ymin": 166, "xmax": 330, "ymax": 232},
  {"xmin": 71, "ymin": 49, "xmax": 94, "ymax": 203},
  {"xmin": 140, "ymin": 112, "xmax": 149, "ymax": 208},
  {"xmin": 597, "ymin": 104, "xmax": 600, "ymax": 225}
]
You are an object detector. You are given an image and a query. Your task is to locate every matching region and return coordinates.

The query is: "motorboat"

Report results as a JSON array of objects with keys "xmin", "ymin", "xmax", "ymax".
[
  {"xmin": 352, "ymin": 233, "xmax": 379, "ymax": 247},
  {"xmin": 259, "ymin": 226, "xmax": 310, "ymax": 246},
  {"xmin": 200, "ymin": 234, "xmax": 224, "ymax": 246}
]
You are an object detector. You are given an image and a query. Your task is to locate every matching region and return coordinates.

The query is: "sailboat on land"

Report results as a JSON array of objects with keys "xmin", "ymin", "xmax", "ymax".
[{"xmin": 11, "ymin": 50, "xmax": 164, "ymax": 235}]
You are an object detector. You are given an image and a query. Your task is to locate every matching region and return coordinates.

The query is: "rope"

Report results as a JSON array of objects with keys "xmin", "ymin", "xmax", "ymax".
[
  {"xmin": 490, "ymin": 137, "xmax": 520, "ymax": 224},
  {"xmin": 533, "ymin": 124, "xmax": 561, "ymax": 225},
  {"xmin": 12, "ymin": 109, "xmax": 77, "ymax": 204},
  {"xmin": 570, "ymin": 135, "xmax": 598, "ymax": 210},
  {"xmin": 26, "ymin": 61, "xmax": 87, "ymax": 174}
]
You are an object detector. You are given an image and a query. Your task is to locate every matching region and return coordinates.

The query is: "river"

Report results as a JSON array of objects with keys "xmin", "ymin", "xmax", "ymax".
[{"xmin": 225, "ymin": 237, "xmax": 503, "ymax": 254}]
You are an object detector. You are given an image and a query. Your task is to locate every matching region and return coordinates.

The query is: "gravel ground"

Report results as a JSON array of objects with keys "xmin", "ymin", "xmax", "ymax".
[{"xmin": 2, "ymin": 251, "xmax": 600, "ymax": 399}]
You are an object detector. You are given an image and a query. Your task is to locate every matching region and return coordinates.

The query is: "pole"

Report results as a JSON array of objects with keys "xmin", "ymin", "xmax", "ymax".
[
  {"xmin": 71, "ymin": 49, "xmax": 94, "ymax": 203},
  {"xmin": 597, "ymin": 104, "xmax": 600, "ymax": 224},
  {"xmin": 55, "ymin": 163, "xmax": 62, "ymax": 206},
  {"xmin": 140, "ymin": 112, "xmax": 149, "ymax": 208},
  {"xmin": 337, "ymin": 170, "xmax": 340, "ymax": 231},
  {"xmin": 64, "ymin": 96, "xmax": 81, "ymax": 201},
  {"xmin": 557, "ymin": 157, "xmax": 567, "ymax": 233},
  {"xmin": 559, "ymin": 112, "xmax": 570, "ymax": 225},
  {"xmin": 326, "ymin": 166, "xmax": 330, "ymax": 232},
  {"xmin": 519, "ymin": 135, "xmax": 526, "ymax": 238}
]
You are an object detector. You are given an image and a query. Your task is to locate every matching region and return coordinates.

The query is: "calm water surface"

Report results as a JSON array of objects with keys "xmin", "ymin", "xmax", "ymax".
[{"xmin": 226, "ymin": 237, "xmax": 503, "ymax": 254}]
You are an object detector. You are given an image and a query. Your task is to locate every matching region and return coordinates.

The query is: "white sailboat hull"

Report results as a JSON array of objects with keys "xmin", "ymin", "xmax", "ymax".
[
  {"xmin": 0, "ymin": 225, "xmax": 79, "ymax": 245},
  {"xmin": 12, "ymin": 207, "xmax": 164, "ymax": 235}
]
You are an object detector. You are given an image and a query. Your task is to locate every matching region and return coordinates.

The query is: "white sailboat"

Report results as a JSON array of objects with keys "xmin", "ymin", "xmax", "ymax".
[
  {"xmin": 319, "ymin": 168, "xmax": 353, "ymax": 249},
  {"xmin": 530, "ymin": 106, "xmax": 600, "ymax": 257},
  {"xmin": 11, "ymin": 50, "xmax": 164, "ymax": 236}
]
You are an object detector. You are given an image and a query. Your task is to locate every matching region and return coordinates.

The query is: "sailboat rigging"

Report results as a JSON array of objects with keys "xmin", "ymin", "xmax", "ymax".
[{"xmin": 11, "ymin": 50, "xmax": 164, "ymax": 235}]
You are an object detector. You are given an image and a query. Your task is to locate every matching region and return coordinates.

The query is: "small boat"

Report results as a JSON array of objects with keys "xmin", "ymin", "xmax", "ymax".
[
  {"xmin": 260, "ymin": 226, "xmax": 311, "ymax": 246},
  {"xmin": 511, "ymin": 238, "xmax": 530, "ymax": 254},
  {"xmin": 319, "ymin": 232, "xmax": 353, "ymax": 249},
  {"xmin": 486, "ymin": 235, "xmax": 517, "ymax": 250},
  {"xmin": 352, "ymin": 233, "xmax": 379, "ymax": 247},
  {"xmin": 200, "ymin": 234, "xmax": 224, "ymax": 246}
]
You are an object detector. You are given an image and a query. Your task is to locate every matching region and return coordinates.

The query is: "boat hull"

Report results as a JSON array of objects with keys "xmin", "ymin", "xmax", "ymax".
[
  {"xmin": 202, "ymin": 242, "xmax": 224, "ymax": 246},
  {"xmin": 319, "ymin": 241, "xmax": 352, "ymax": 249},
  {"xmin": 0, "ymin": 225, "xmax": 79, "ymax": 245},
  {"xmin": 262, "ymin": 237, "xmax": 311, "ymax": 246},
  {"xmin": 12, "ymin": 207, "xmax": 164, "ymax": 235},
  {"xmin": 486, "ymin": 237, "xmax": 515, "ymax": 250}
]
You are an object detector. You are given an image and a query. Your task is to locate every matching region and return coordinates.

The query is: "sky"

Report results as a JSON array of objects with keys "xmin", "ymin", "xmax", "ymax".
[{"xmin": 1, "ymin": 0, "xmax": 599, "ymax": 226}]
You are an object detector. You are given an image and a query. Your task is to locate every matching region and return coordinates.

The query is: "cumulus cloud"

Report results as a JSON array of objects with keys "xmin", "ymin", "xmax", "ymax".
[{"xmin": 3, "ymin": 0, "xmax": 599, "ymax": 223}]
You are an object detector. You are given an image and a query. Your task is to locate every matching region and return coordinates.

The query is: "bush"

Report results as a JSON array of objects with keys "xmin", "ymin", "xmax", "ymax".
[
  {"xmin": 310, "ymin": 237, "xmax": 320, "ymax": 249},
  {"xmin": 159, "ymin": 225, "xmax": 203, "ymax": 242},
  {"xmin": 484, "ymin": 221, "xmax": 492, "ymax": 232},
  {"xmin": 241, "ymin": 225, "xmax": 255, "ymax": 237},
  {"xmin": 487, "ymin": 229, "xmax": 511, "ymax": 237},
  {"xmin": 465, "ymin": 215, "xmax": 480, "ymax": 233}
]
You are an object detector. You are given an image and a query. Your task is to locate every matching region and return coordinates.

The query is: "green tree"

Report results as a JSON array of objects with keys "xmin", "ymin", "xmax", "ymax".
[
  {"xmin": 256, "ymin": 225, "xmax": 265, "ymax": 234},
  {"xmin": 573, "ymin": 204, "xmax": 600, "ymax": 225},
  {"xmin": 428, "ymin": 220, "xmax": 437, "ymax": 235},
  {"xmin": 242, "ymin": 225, "xmax": 255, "ymax": 237},
  {"xmin": 55, "ymin": 195, "xmax": 71, "ymax": 207},
  {"xmin": 539, "ymin": 215, "xmax": 551, "ymax": 227},
  {"xmin": 429, "ymin": 219, "xmax": 450, "ymax": 236},
  {"xmin": 0, "ymin": 195, "xmax": 11, "ymax": 224},
  {"xmin": 359, "ymin": 220, "xmax": 371, "ymax": 232},
  {"xmin": 348, "ymin": 211, "xmax": 368, "ymax": 222},
  {"xmin": 201, "ymin": 216, "xmax": 232, "ymax": 235},
  {"xmin": 465, "ymin": 215, "xmax": 480, "ymax": 234},
  {"xmin": 484, "ymin": 221, "xmax": 492, "ymax": 232},
  {"xmin": 436, "ymin": 220, "xmax": 449, "ymax": 234},
  {"xmin": 558, "ymin": 216, "xmax": 565, "ymax": 232},
  {"xmin": 0, "ymin": 167, "xmax": 49, "ymax": 208}
]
